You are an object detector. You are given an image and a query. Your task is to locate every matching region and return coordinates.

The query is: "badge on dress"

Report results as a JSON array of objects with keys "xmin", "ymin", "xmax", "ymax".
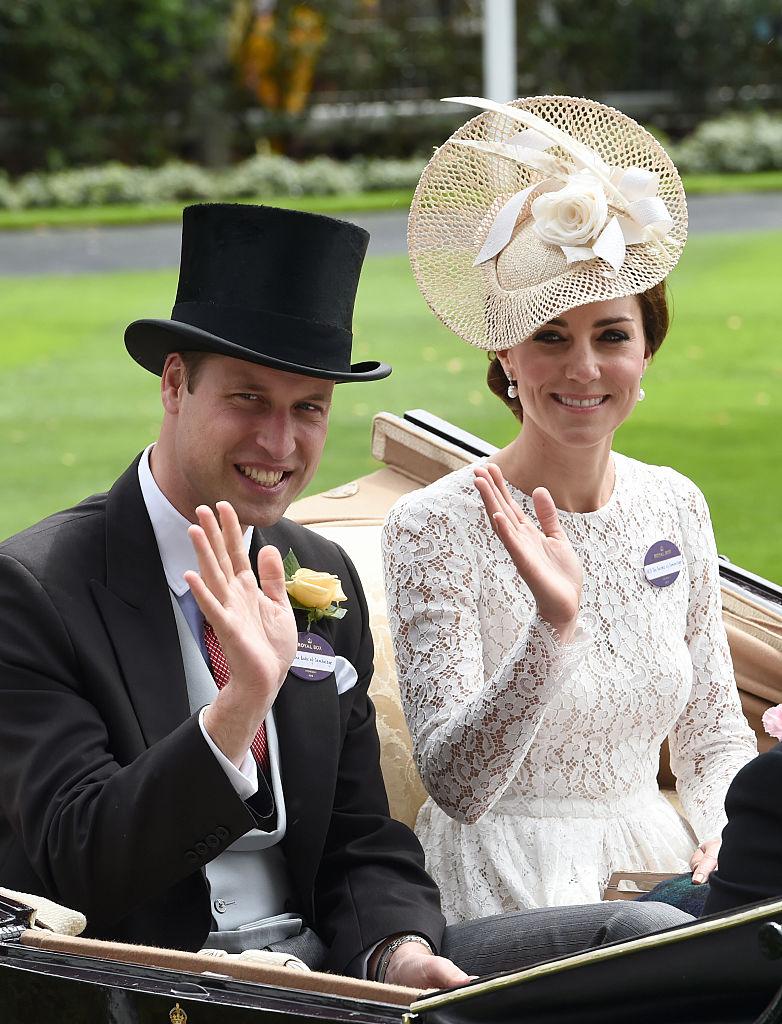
[
  {"xmin": 643, "ymin": 539, "xmax": 683, "ymax": 588},
  {"xmin": 290, "ymin": 632, "xmax": 337, "ymax": 681}
]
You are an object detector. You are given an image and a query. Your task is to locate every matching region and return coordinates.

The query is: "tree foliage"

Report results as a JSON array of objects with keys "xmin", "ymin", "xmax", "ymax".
[
  {"xmin": 0, "ymin": 0, "xmax": 235, "ymax": 172},
  {"xmin": 2, "ymin": 0, "xmax": 782, "ymax": 171},
  {"xmin": 519, "ymin": 0, "xmax": 782, "ymax": 126}
]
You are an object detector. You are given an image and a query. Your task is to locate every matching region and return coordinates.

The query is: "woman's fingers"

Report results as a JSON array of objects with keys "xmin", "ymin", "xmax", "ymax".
[
  {"xmin": 489, "ymin": 508, "xmax": 532, "ymax": 573},
  {"xmin": 473, "ymin": 473, "xmax": 502, "ymax": 522},
  {"xmin": 531, "ymin": 487, "xmax": 564, "ymax": 539},
  {"xmin": 474, "ymin": 465, "xmax": 527, "ymax": 532},
  {"xmin": 484, "ymin": 463, "xmax": 528, "ymax": 527}
]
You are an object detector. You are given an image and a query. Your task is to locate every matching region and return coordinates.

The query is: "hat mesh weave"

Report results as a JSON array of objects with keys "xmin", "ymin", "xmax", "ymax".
[{"xmin": 408, "ymin": 96, "xmax": 688, "ymax": 350}]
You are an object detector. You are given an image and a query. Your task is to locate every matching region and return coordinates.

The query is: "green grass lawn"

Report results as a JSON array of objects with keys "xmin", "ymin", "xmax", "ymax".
[
  {"xmin": 0, "ymin": 190, "xmax": 415, "ymax": 230},
  {"xmin": 1, "ymin": 231, "xmax": 780, "ymax": 582}
]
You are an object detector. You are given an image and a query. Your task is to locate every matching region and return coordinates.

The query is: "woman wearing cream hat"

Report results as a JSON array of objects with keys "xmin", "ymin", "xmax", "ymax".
[{"xmin": 382, "ymin": 95, "xmax": 757, "ymax": 920}]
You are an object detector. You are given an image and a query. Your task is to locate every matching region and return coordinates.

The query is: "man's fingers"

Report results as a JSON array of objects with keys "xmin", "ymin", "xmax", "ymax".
[
  {"xmin": 691, "ymin": 838, "xmax": 720, "ymax": 883},
  {"xmin": 195, "ymin": 504, "xmax": 235, "ymax": 583},
  {"xmin": 418, "ymin": 954, "xmax": 471, "ymax": 988},
  {"xmin": 257, "ymin": 545, "xmax": 288, "ymax": 604},
  {"xmin": 531, "ymin": 487, "xmax": 563, "ymax": 539},
  {"xmin": 216, "ymin": 501, "xmax": 251, "ymax": 575},
  {"xmin": 689, "ymin": 846, "xmax": 707, "ymax": 869},
  {"xmin": 188, "ymin": 524, "xmax": 231, "ymax": 602},
  {"xmin": 387, "ymin": 949, "xmax": 471, "ymax": 989},
  {"xmin": 184, "ymin": 568, "xmax": 228, "ymax": 625}
]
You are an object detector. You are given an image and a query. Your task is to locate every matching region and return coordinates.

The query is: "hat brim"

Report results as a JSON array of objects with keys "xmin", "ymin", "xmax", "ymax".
[
  {"xmin": 124, "ymin": 319, "xmax": 391, "ymax": 383},
  {"xmin": 408, "ymin": 95, "xmax": 687, "ymax": 351}
]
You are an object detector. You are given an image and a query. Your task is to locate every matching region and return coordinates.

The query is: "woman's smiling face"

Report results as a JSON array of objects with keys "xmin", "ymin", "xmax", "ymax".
[{"xmin": 497, "ymin": 296, "xmax": 650, "ymax": 451}]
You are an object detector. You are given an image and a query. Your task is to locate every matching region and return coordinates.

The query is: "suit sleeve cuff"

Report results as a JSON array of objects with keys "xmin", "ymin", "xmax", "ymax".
[
  {"xmin": 356, "ymin": 940, "xmax": 385, "ymax": 981},
  {"xmin": 198, "ymin": 705, "xmax": 258, "ymax": 799}
]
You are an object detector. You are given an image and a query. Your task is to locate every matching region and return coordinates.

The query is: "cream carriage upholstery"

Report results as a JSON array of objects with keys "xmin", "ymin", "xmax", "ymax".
[{"xmin": 290, "ymin": 413, "xmax": 782, "ymax": 828}]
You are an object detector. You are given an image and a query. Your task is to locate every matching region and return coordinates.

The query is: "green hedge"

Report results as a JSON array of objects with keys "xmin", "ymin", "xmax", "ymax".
[
  {"xmin": 669, "ymin": 113, "xmax": 782, "ymax": 174},
  {"xmin": 4, "ymin": 111, "xmax": 782, "ymax": 212},
  {"xmin": 0, "ymin": 154, "xmax": 427, "ymax": 211}
]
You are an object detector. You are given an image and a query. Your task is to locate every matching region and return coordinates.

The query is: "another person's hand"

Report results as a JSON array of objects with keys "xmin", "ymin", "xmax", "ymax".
[
  {"xmin": 383, "ymin": 941, "xmax": 473, "ymax": 989},
  {"xmin": 690, "ymin": 837, "xmax": 720, "ymax": 884},
  {"xmin": 184, "ymin": 501, "xmax": 297, "ymax": 764},
  {"xmin": 474, "ymin": 463, "xmax": 583, "ymax": 642}
]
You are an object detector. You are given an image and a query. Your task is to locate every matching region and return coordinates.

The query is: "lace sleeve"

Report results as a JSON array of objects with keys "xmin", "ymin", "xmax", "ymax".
[
  {"xmin": 382, "ymin": 493, "xmax": 590, "ymax": 825},
  {"xmin": 666, "ymin": 476, "xmax": 758, "ymax": 841}
]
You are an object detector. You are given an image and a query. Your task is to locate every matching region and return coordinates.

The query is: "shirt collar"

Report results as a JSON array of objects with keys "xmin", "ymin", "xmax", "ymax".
[{"xmin": 138, "ymin": 444, "xmax": 253, "ymax": 597}]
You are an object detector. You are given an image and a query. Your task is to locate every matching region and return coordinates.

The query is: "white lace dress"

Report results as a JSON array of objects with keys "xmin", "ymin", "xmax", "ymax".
[{"xmin": 382, "ymin": 453, "xmax": 757, "ymax": 922}]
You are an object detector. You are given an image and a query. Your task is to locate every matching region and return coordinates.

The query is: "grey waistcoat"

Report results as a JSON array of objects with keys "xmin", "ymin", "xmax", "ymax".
[{"xmin": 170, "ymin": 597, "xmax": 299, "ymax": 946}]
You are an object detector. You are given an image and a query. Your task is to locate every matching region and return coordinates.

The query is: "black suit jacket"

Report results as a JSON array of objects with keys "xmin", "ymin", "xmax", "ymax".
[
  {"xmin": 703, "ymin": 743, "xmax": 782, "ymax": 916},
  {"xmin": 0, "ymin": 458, "xmax": 444, "ymax": 971}
]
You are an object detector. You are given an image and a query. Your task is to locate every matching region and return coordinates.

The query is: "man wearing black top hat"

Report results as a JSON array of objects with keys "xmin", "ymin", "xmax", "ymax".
[{"xmin": 0, "ymin": 204, "xmax": 690, "ymax": 987}]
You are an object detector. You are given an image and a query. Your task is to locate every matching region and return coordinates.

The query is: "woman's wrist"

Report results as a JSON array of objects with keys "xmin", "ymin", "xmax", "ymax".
[{"xmin": 541, "ymin": 616, "xmax": 579, "ymax": 645}]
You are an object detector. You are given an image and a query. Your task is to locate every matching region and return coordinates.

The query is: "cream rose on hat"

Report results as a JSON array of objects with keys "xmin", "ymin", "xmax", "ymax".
[
  {"xmin": 532, "ymin": 171, "xmax": 609, "ymax": 249},
  {"xmin": 407, "ymin": 94, "xmax": 688, "ymax": 351}
]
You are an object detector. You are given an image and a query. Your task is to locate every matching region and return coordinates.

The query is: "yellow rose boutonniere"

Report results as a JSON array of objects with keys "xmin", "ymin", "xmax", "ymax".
[{"xmin": 283, "ymin": 550, "xmax": 347, "ymax": 628}]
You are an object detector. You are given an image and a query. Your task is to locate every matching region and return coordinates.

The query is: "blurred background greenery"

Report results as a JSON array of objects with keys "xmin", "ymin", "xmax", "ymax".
[
  {"xmin": 0, "ymin": 1, "xmax": 780, "ymax": 581},
  {"xmin": 2, "ymin": 0, "xmax": 782, "ymax": 174}
]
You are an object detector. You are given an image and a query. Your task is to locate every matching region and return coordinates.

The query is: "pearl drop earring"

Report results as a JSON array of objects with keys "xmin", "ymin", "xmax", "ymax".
[
  {"xmin": 507, "ymin": 379, "xmax": 518, "ymax": 400},
  {"xmin": 638, "ymin": 386, "xmax": 646, "ymax": 402}
]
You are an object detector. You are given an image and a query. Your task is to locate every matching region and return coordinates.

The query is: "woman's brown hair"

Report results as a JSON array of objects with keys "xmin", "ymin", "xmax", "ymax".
[{"xmin": 486, "ymin": 281, "xmax": 670, "ymax": 421}]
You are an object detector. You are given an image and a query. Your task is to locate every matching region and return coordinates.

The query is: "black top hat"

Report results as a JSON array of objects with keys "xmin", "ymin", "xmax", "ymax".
[{"xmin": 125, "ymin": 203, "xmax": 391, "ymax": 382}]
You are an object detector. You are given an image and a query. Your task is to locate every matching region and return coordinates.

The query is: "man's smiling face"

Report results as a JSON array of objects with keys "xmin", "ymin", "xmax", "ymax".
[{"xmin": 154, "ymin": 352, "xmax": 334, "ymax": 527}]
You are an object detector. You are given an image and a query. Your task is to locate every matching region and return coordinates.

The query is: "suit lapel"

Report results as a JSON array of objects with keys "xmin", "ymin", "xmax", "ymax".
[
  {"xmin": 91, "ymin": 459, "xmax": 190, "ymax": 749},
  {"xmin": 255, "ymin": 525, "xmax": 341, "ymax": 886},
  {"xmin": 92, "ymin": 492, "xmax": 342, "ymax": 871}
]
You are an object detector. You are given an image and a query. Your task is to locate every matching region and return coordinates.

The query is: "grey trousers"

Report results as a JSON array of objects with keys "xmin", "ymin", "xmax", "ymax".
[
  {"xmin": 439, "ymin": 900, "xmax": 692, "ymax": 976},
  {"xmin": 274, "ymin": 900, "xmax": 692, "ymax": 977}
]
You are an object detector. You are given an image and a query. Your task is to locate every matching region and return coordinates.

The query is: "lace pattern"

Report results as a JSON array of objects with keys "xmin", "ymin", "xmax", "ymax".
[{"xmin": 382, "ymin": 454, "xmax": 757, "ymax": 919}]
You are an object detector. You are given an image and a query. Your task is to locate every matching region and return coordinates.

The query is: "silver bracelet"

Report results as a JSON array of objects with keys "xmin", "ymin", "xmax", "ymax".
[{"xmin": 375, "ymin": 934, "xmax": 433, "ymax": 984}]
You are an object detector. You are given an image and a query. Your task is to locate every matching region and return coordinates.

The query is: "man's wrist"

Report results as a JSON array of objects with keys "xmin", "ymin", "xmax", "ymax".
[
  {"xmin": 198, "ymin": 706, "xmax": 259, "ymax": 798},
  {"xmin": 203, "ymin": 689, "xmax": 269, "ymax": 768},
  {"xmin": 373, "ymin": 934, "xmax": 433, "ymax": 983}
]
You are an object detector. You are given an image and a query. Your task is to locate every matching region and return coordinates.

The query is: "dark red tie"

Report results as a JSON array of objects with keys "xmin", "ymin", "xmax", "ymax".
[{"xmin": 203, "ymin": 620, "xmax": 269, "ymax": 772}]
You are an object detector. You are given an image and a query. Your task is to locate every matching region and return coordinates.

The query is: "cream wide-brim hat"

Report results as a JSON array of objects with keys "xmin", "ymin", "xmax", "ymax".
[{"xmin": 408, "ymin": 95, "xmax": 688, "ymax": 351}]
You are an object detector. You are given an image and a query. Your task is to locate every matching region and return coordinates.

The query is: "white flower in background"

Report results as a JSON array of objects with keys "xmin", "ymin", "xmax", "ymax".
[{"xmin": 531, "ymin": 171, "xmax": 609, "ymax": 248}]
